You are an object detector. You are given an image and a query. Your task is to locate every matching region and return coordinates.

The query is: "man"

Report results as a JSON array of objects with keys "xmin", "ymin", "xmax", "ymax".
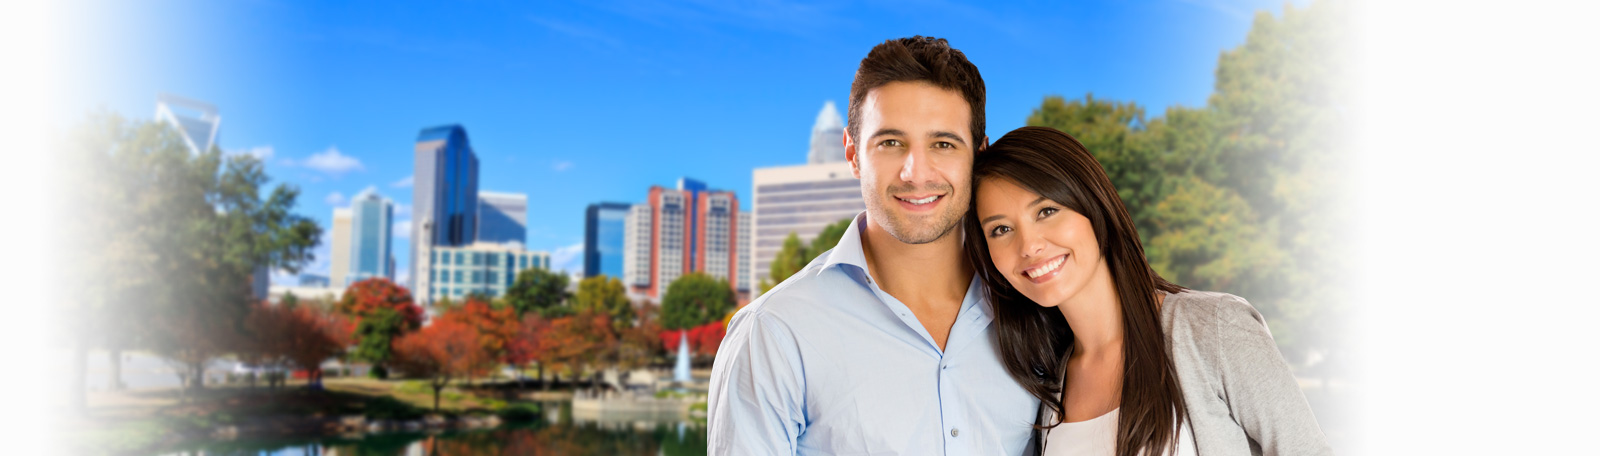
[{"xmin": 708, "ymin": 36, "xmax": 1039, "ymax": 455}]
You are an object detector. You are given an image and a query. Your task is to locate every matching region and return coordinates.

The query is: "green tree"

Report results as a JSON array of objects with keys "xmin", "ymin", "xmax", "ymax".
[
  {"xmin": 503, "ymin": 267, "xmax": 571, "ymax": 318},
  {"xmin": 351, "ymin": 307, "xmax": 407, "ymax": 378},
  {"xmin": 1021, "ymin": 1, "xmax": 1350, "ymax": 364},
  {"xmin": 660, "ymin": 272, "xmax": 736, "ymax": 330},
  {"xmin": 572, "ymin": 275, "xmax": 635, "ymax": 332}
]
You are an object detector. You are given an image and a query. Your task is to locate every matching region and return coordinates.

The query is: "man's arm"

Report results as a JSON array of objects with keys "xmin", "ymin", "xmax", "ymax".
[{"xmin": 707, "ymin": 309, "xmax": 807, "ymax": 456}]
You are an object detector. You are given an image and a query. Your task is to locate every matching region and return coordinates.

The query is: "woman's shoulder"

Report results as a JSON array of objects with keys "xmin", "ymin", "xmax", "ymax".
[{"xmin": 1162, "ymin": 289, "xmax": 1273, "ymax": 341}]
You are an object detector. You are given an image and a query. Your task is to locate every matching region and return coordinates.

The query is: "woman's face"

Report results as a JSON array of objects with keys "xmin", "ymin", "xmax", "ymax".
[{"xmin": 975, "ymin": 177, "xmax": 1106, "ymax": 309}]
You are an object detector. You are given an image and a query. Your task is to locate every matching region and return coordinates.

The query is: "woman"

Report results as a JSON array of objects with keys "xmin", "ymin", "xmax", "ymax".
[{"xmin": 963, "ymin": 127, "xmax": 1332, "ymax": 456}]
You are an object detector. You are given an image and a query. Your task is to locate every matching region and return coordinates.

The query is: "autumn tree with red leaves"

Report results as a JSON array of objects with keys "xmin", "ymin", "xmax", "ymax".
[
  {"xmin": 243, "ymin": 302, "xmax": 348, "ymax": 389},
  {"xmin": 505, "ymin": 313, "xmax": 551, "ymax": 388},
  {"xmin": 539, "ymin": 311, "xmax": 617, "ymax": 388},
  {"xmin": 432, "ymin": 297, "xmax": 517, "ymax": 383},
  {"xmin": 391, "ymin": 318, "xmax": 486, "ymax": 412}
]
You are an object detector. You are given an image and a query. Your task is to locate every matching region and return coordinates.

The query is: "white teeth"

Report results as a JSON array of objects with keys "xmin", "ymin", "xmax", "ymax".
[
  {"xmin": 898, "ymin": 195, "xmax": 939, "ymax": 205},
  {"xmin": 1025, "ymin": 255, "xmax": 1065, "ymax": 278}
]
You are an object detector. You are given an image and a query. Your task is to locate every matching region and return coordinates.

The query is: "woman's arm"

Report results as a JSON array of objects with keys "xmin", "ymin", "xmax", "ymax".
[{"xmin": 1213, "ymin": 295, "xmax": 1334, "ymax": 456}]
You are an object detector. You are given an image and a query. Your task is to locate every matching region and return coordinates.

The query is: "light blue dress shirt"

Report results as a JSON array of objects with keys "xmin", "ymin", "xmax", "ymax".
[{"xmin": 708, "ymin": 212, "xmax": 1040, "ymax": 456}]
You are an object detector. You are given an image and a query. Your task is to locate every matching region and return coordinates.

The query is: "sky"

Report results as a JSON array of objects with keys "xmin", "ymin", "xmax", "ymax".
[{"xmin": 54, "ymin": 0, "xmax": 1299, "ymax": 285}]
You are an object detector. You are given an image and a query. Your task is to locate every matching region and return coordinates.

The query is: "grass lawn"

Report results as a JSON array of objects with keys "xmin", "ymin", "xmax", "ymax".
[{"xmin": 60, "ymin": 376, "xmax": 542, "ymax": 455}]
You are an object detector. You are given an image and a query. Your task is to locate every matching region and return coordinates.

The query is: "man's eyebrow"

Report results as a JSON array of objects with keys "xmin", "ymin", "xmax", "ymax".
[
  {"xmin": 930, "ymin": 131, "xmax": 968, "ymax": 146},
  {"xmin": 868, "ymin": 128, "xmax": 906, "ymax": 140}
]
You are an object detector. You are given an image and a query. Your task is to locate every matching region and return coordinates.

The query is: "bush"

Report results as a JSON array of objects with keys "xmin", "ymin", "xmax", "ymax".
[
  {"xmin": 496, "ymin": 403, "xmax": 541, "ymax": 422},
  {"xmin": 370, "ymin": 365, "xmax": 389, "ymax": 379},
  {"xmin": 363, "ymin": 396, "xmax": 424, "ymax": 420}
]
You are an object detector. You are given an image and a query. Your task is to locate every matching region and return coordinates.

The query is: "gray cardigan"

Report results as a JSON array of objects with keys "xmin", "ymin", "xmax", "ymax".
[{"xmin": 1034, "ymin": 290, "xmax": 1334, "ymax": 455}]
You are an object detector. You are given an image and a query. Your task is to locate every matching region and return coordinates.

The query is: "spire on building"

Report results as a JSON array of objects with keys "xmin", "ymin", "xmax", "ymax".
[{"xmin": 807, "ymin": 101, "xmax": 846, "ymax": 164}]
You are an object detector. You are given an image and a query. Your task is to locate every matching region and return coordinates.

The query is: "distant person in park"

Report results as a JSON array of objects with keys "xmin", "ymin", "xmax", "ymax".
[
  {"xmin": 966, "ymin": 126, "xmax": 1333, "ymax": 456},
  {"xmin": 708, "ymin": 36, "xmax": 1040, "ymax": 455}
]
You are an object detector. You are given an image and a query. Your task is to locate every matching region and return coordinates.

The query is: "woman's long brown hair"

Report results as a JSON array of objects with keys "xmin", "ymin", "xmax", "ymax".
[{"xmin": 964, "ymin": 126, "xmax": 1188, "ymax": 456}]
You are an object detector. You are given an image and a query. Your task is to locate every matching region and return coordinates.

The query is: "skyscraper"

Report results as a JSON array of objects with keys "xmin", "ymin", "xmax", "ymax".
[
  {"xmin": 154, "ymin": 93, "xmax": 221, "ymax": 156},
  {"xmin": 329, "ymin": 208, "xmax": 352, "ymax": 289},
  {"xmin": 477, "ymin": 191, "xmax": 528, "ymax": 245},
  {"xmin": 411, "ymin": 125, "xmax": 479, "ymax": 301},
  {"xmin": 807, "ymin": 101, "xmax": 846, "ymax": 164},
  {"xmin": 349, "ymin": 189, "xmax": 395, "ymax": 285},
  {"xmin": 749, "ymin": 161, "xmax": 863, "ymax": 293},
  {"xmin": 585, "ymin": 202, "xmax": 632, "ymax": 280},
  {"xmin": 622, "ymin": 179, "xmax": 744, "ymax": 299}
]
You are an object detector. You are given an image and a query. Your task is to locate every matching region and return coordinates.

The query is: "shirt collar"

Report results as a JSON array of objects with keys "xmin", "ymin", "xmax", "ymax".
[
  {"xmin": 815, "ymin": 212, "xmax": 995, "ymax": 323},
  {"xmin": 816, "ymin": 211, "xmax": 872, "ymax": 283}
]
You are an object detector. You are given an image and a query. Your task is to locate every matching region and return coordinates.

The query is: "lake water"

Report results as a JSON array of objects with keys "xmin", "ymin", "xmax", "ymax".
[{"xmin": 158, "ymin": 401, "xmax": 708, "ymax": 456}]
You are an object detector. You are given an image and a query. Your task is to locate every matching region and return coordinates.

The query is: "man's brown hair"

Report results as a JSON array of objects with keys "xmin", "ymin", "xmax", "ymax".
[{"xmin": 848, "ymin": 36, "xmax": 986, "ymax": 150}]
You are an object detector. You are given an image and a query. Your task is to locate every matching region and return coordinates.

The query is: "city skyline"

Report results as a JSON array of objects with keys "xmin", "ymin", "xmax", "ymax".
[{"xmin": 57, "ymin": 0, "xmax": 1299, "ymax": 288}]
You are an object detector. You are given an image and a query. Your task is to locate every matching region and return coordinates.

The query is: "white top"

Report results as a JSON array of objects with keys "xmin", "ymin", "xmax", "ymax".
[{"xmin": 1042, "ymin": 408, "xmax": 1199, "ymax": 456}]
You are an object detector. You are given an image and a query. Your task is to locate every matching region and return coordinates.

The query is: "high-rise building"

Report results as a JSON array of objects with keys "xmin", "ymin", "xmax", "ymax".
[
  {"xmin": 329, "ymin": 208, "xmax": 352, "ymax": 289},
  {"xmin": 422, "ymin": 242, "xmax": 551, "ymax": 303},
  {"xmin": 477, "ymin": 191, "xmax": 527, "ymax": 245},
  {"xmin": 585, "ymin": 202, "xmax": 632, "ymax": 280},
  {"xmin": 623, "ymin": 203, "xmax": 653, "ymax": 292},
  {"xmin": 737, "ymin": 211, "xmax": 752, "ymax": 297},
  {"xmin": 622, "ymin": 178, "xmax": 744, "ymax": 299},
  {"xmin": 411, "ymin": 125, "xmax": 479, "ymax": 303},
  {"xmin": 154, "ymin": 93, "xmax": 221, "ymax": 156},
  {"xmin": 349, "ymin": 189, "xmax": 395, "ymax": 285},
  {"xmin": 807, "ymin": 101, "xmax": 846, "ymax": 164},
  {"xmin": 749, "ymin": 161, "xmax": 863, "ymax": 292}
]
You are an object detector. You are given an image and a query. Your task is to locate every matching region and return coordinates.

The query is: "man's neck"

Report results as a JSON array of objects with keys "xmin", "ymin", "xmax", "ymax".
[{"xmin": 858, "ymin": 217, "xmax": 973, "ymax": 310}]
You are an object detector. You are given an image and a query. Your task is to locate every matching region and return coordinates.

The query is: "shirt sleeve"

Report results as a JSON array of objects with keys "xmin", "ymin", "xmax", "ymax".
[
  {"xmin": 1212, "ymin": 295, "xmax": 1335, "ymax": 456},
  {"xmin": 707, "ymin": 309, "xmax": 807, "ymax": 456}
]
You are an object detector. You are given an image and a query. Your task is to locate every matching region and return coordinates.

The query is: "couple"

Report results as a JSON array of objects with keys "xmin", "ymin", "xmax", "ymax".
[{"xmin": 708, "ymin": 37, "xmax": 1332, "ymax": 456}]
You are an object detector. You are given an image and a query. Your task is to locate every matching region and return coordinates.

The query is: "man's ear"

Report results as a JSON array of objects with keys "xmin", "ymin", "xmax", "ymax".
[
  {"xmin": 980, "ymin": 135, "xmax": 989, "ymax": 152},
  {"xmin": 844, "ymin": 130, "xmax": 861, "ymax": 179}
]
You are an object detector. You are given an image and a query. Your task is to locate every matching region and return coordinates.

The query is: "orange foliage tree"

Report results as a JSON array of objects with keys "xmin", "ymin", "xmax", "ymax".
[
  {"xmin": 505, "ymin": 313, "xmax": 551, "ymax": 388},
  {"xmin": 337, "ymin": 278, "xmax": 424, "ymax": 328},
  {"xmin": 243, "ymin": 302, "xmax": 348, "ymax": 389},
  {"xmin": 432, "ymin": 297, "xmax": 517, "ymax": 383},
  {"xmin": 540, "ymin": 311, "xmax": 617, "ymax": 388},
  {"xmin": 390, "ymin": 318, "xmax": 486, "ymax": 412}
]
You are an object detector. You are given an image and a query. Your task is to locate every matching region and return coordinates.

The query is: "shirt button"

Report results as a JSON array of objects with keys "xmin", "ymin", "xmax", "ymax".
[{"xmin": 951, "ymin": 428, "xmax": 960, "ymax": 437}]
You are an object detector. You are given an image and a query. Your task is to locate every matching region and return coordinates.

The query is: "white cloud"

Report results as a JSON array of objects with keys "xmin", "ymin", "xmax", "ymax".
[
  {"xmin": 391, "ymin": 175, "xmax": 413, "ymax": 188},
  {"xmin": 394, "ymin": 219, "xmax": 412, "ymax": 239},
  {"xmin": 550, "ymin": 243, "xmax": 584, "ymax": 275},
  {"xmin": 325, "ymin": 191, "xmax": 347, "ymax": 206},
  {"xmin": 300, "ymin": 146, "xmax": 364, "ymax": 175},
  {"xmin": 228, "ymin": 145, "xmax": 275, "ymax": 161},
  {"xmin": 553, "ymin": 160, "xmax": 574, "ymax": 172},
  {"xmin": 395, "ymin": 203, "xmax": 411, "ymax": 217}
]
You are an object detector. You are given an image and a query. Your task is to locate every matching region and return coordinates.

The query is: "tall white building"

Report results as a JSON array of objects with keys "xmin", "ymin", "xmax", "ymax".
[
  {"xmin": 749, "ymin": 162, "xmax": 862, "ymax": 292},
  {"xmin": 329, "ymin": 208, "xmax": 353, "ymax": 289},
  {"xmin": 807, "ymin": 101, "xmax": 846, "ymax": 164},
  {"xmin": 623, "ymin": 203, "xmax": 653, "ymax": 293},
  {"xmin": 348, "ymin": 189, "xmax": 395, "ymax": 285}
]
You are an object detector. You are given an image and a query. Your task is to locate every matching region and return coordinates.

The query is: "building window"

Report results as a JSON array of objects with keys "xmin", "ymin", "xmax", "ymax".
[
  {"xmin": 455, "ymin": 251, "xmax": 465, "ymax": 265},
  {"xmin": 430, "ymin": 251, "xmax": 437, "ymax": 265},
  {"xmin": 488, "ymin": 253, "xmax": 499, "ymax": 267},
  {"xmin": 471, "ymin": 271, "xmax": 481, "ymax": 284},
  {"xmin": 487, "ymin": 272, "xmax": 499, "ymax": 284},
  {"xmin": 455, "ymin": 270, "xmax": 463, "ymax": 283},
  {"xmin": 471, "ymin": 253, "xmax": 481, "ymax": 266}
]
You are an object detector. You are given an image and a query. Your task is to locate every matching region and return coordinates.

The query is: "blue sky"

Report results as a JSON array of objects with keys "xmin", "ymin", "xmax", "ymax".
[{"xmin": 56, "ymin": 0, "xmax": 1297, "ymax": 285}]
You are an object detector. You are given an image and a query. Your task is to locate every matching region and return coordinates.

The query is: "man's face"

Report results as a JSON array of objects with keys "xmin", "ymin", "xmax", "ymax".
[{"xmin": 846, "ymin": 81, "xmax": 977, "ymax": 245}]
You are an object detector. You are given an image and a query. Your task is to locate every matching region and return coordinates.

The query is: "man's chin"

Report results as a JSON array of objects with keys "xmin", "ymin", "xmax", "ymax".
[{"xmin": 881, "ymin": 212, "xmax": 960, "ymax": 245}]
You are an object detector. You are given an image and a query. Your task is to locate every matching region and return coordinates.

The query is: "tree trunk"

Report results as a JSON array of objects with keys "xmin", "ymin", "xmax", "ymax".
[
  {"xmin": 538, "ymin": 363, "xmax": 546, "ymax": 390},
  {"xmin": 108, "ymin": 349, "xmax": 125, "ymax": 391},
  {"xmin": 432, "ymin": 383, "xmax": 443, "ymax": 412}
]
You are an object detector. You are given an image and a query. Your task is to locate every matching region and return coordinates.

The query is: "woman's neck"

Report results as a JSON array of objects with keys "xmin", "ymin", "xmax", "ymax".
[{"xmin": 1060, "ymin": 258, "xmax": 1123, "ymax": 357}]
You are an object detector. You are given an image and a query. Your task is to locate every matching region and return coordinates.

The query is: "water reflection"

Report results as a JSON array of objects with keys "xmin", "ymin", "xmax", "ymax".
[{"xmin": 162, "ymin": 401, "xmax": 708, "ymax": 456}]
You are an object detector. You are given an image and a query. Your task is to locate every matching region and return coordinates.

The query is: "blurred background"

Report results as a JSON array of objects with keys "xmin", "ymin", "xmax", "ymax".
[{"xmin": 6, "ymin": 0, "xmax": 1597, "ymax": 455}]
